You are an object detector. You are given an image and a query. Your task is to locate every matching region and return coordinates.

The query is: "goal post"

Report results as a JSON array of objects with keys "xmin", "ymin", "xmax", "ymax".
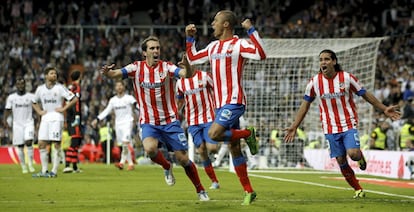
[
  {"xmin": 188, "ymin": 37, "xmax": 387, "ymax": 168},
  {"xmin": 241, "ymin": 37, "xmax": 387, "ymax": 167}
]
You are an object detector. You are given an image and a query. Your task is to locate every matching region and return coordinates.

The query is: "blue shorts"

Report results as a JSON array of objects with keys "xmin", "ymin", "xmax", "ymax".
[
  {"xmin": 141, "ymin": 121, "xmax": 188, "ymax": 152},
  {"xmin": 188, "ymin": 122, "xmax": 217, "ymax": 148},
  {"xmin": 214, "ymin": 104, "xmax": 245, "ymax": 130},
  {"xmin": 325, "ymin": 128, "xmax": 361, "ymax": 158}
]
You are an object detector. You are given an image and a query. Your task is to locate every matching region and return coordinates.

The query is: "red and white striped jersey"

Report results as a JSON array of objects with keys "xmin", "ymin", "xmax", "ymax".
[
  {"xmin": 304, "ymin": 71, "xmax": 366, "ymax": 134},
  {"xmin": 176, "ymin": 70, "xmax": 215, "ymax": 126},
  {"xmin": 186, "ymin": 29, "xmax": 266, "ymax": 108},
  {"xmin": 121, "ymin": 60, "xmax": 180, "ymax": 125}
]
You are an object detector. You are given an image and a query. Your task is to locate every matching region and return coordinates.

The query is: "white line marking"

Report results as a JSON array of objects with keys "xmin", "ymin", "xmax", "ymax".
[{"xmin": 249, "ymin": 173, "xmax": 414, "ymax": 200}]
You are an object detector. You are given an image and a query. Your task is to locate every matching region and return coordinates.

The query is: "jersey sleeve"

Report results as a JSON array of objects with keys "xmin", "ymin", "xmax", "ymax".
[
  {"xmin": 176, "ymin": 79, "xmax": 184, "ymax": 99},
  {"xmin": 97, "ymin": 98, "xmax": 113, "ymax": 120},
  {"xmin": 5, "ymin": 94, "xmax": 12, "ymax": 109},
  {"xmin": 349, "ymin": 73, "xmax": 366, "ymax": 96},
  {"xmin": 240, "ymin": 28, "xmax": 266, "ymax": 60},
  {"xmin": 33, "ymin": 86, "xmax": 41, "ymax": 104},
  {"xmin": 60, "ymin": 84, "xmax": 75, "ymax": 101},
  {"xmin": 304, "ymin": 78, "xmax": 316, "ymax": 102},
  {"xmin": 121, "ymin": 62, "xmax": 139, "ymax": 79},
  {"xmin": 186, "ymin": 37, "xmax": 213, "ymax": 65}
]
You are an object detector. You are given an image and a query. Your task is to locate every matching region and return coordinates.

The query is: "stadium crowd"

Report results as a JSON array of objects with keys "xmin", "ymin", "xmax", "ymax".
[{"xmin": 0, "ymin": 0, "xmax": 413, "ymax": 165}]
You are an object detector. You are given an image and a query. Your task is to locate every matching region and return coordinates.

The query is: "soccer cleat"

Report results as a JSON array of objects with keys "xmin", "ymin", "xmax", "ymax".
[
  {"xmin": 115, "ymin": 163, "xmax": 124, "ymax": 170},
  {"xmin": 246, "ymin": 126, "xmax": 258, "ymax": 155},
  {"xmin": 63, "ymin": 167, "xmax": 74, "ymax": 173},
  {"xmin": 353, "ymin": 189, "xmax": 366, "ymax": 199},
  {"xmin": 197, "ymin": 190, "xmax": 210, "ymax": 201},
  {"xmin": 28, "ymin": 166, "xmax": 35, "ymax": 173},
  {"xmin": 209, "ymin": 182, "xmax": 220, "ymax": 190},
  {"xmin": 127, "ymin": 165, "xmax": 135, "ymax": 171},
  {"xmin": 32, "ymin": 171, "xmax": 49, "ymax": 178},
  {"xmin": 358, "ymin": 156, "xmax": 367, "ymax": 171},
  {"xmin": 47, "ymin": 172, "xmax": 58, "ymax": 178},
  {"xmin": 22, "ymin": 166, "xmax": 28, "ymax": 174},
  {"xmin": 73, "ymin": 169, "xmax": 83, "ymax": 173},
  {"xmin": 242, "ymin": 191, "xmax": 257, "ymax": 205},
  {"xmin": 164, "ymin": 165, "xmax": 175, "ymax": 186}
]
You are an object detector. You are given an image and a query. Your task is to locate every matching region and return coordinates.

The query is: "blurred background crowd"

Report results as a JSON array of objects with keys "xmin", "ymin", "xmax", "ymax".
[{"xmin": 0, "ymin": 0, "xmax": 413, "ymax": 165}]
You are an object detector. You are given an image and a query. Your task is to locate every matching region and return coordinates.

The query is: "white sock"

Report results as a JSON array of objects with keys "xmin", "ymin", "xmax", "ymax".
[
  {"xmin": 17, "ymin": 147, "xmax": 26, "ymax": 167},
  {"xmin": 52, "ymin": 148, "xmax": 61, "ymax": 173},
  {"xmin": 27, "ymin": 146, "xmax": 34, "ymax": 167},
  {"xmin": 243, "ymin": 144, "xmax": 257, "ymax": 166},
  {"xmin": 215, "ymin": 144, "xmax": 229, "ymax": 165},
  {"xmin": 126, "ymin": 146, "xmax": 133, "ymax": 165},
  {"xmin": 120, "ymin": 144, "xmax": 128, "ymax": 164},
  {"xmin": 40, "ymin": 148, "xmax": 49, "ymax": 173}
]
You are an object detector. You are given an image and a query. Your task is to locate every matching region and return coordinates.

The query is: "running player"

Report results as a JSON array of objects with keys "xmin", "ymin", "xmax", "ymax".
[
  {"xmin": 32, "ymin": 67, "xmax": 78, "ymax": 178},
  {"xmin": 92, "ymin": 80, "xmax": 137, "ymax": 171},
  {"xmin": 176, "ymin": 54, "xmax": 220, "ymax": 190},
  {"xmin": 4, "ymin": 77, "xmax": 36, "ymax": 174},
  {"xmin": 284, "ymin": 49, "xmax": 401, "ymax": 198},
  {"xmin": 185, "ymin": 10, "xmax": 266, "ymax": 205},
  {"xmin": 63, "ymin": 70, "xmax": 83, "ymax": 173},
  {"xmin": 100, "ymin": 35, "xmax": 209, "ymax": 201}
]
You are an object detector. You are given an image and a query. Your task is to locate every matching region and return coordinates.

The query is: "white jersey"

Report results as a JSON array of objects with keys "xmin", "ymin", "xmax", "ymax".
[
  {"xmin": 33, "ymin": 83, "xmax": 75, "ymax": 121},
  {"xmin": 97, "ymin": 94, "xmax": 136, "ymax": 125},
  {"xmin": 5, "ymin": 92, "xmax": 35, "ymax": 124}
]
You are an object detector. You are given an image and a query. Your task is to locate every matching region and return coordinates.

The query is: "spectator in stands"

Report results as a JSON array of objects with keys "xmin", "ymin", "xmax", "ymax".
[{"xmin": 370, "ymin": 120, "xmax": 392, "ymax": 150}]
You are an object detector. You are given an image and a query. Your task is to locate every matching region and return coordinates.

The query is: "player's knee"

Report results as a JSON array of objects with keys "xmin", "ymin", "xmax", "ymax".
[
  {"xmin": 17, "ymin": 144, "xmax": 24, "ymax": 148},
  {"xmin": 208, "ymin": 129, "xmax": 220, "ymax": 141}
]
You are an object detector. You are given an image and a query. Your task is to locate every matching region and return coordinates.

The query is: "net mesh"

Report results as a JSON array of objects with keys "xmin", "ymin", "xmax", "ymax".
[{"xmin": 196, "ymin": 37, "xmax": 387, "ymax": 168}]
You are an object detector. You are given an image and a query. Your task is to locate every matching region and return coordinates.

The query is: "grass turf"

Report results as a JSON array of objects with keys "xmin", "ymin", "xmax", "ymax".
[{"xmin": 0, "ymin": 164, "xmax": 413, "ymax": 212}]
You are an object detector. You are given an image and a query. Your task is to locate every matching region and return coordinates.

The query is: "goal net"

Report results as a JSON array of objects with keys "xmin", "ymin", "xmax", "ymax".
[{"xmin": 240, "ymin": 37, "xmax": 387, "ymax": 168}]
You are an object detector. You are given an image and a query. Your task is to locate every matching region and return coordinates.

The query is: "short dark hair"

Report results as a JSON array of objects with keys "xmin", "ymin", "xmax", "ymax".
[
  {"xmin": 44, "ymin": 66, "xmax": 57, "ymax": 75},
  {"xmin": 319, "ymin": 49, "xmax": 342, "ymax": 71},
  {"xmin": 141, "ymin": 36, "xmax": 159, "ymax": 52},
  {"xmin": 71, "ymin": 70, "xmax": 81, "ymax": 81},
  {"xmin": 219, "ymin": 10, "xmax": 237, "ymax": 29}
]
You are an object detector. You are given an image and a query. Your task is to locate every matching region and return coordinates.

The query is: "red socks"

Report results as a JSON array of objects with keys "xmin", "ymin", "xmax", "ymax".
[
  {"xmin": 340, "ymin": 163, "xmax": 362, "ymax": 190},
  {"xmin": 149, "ymin": 150, "xmax": 171, "ymax": 170},
  {"xmin": 203, "ymin": 161, "xmax": 218, "ymax": 183},
  {"xmin": 230, "ymin": 129, "xmax": 251, "ymax": 141},
  {"xmin": 184, "ymin": 161, "xmax": 205, "ymax": 192},
  {"xmin": 233, "ymin": 156, "xmax": 254, "ymax": 193}
]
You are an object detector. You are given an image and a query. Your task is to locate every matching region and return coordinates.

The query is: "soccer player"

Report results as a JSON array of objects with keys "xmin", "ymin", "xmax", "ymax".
[
  {"xmin": 32, "ymin": 67, "xmax": 79, "ymax": 178},
  {"xmin": 176, "ymin": 54, "xmax": 220, "ymax": 189},
  {"xmin": 4, "ymin": 77, "xmax": 36, "ymax": 174},
  {"xmin": 185, "ymin": 10, "xmax": 266, "ymax": 205},
  {"xmin": 284, "ymin": 49, "xmax": 401, "ymax": 198},
  {"xmin": 63, "ymin": 70, "xmax": 83, "ymax": 173},
  {"xmin": 100, "ymin": 35, "xmax": 209, "ymax": 201},
  {"xmin": 92, "ymin": 80, "xmax": 137, "ymax": 171}
]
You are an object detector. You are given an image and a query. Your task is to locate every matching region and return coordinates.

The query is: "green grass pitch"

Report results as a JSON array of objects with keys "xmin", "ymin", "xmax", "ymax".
[{"xmin": 0, "ymin": 163, "xmax": 412, "ymax": 212}]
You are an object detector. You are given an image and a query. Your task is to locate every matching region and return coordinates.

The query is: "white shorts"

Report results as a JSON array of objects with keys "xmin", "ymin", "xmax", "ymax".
[
  {"xmin": 38, "ymin": 120, "xmax": 63, "ymax": 141},
  {"xmin": 115, "ymin": 122, "xmax": 133, "ymax": 146},
  {"xmin": 12, "ymin": 121, "xmax": 34, "ymax": 145}
]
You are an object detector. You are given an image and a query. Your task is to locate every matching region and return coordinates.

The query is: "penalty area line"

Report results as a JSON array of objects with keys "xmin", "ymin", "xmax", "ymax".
[{"xmin": 248, "ymin": 173, "xmax": 414, "ymax": 200}]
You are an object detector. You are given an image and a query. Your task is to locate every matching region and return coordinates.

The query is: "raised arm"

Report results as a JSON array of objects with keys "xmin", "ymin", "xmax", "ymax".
[
  {"xmin": 185, "ymin": 24, "xmax": 210, "ymax": 65},
  {"xmin": 362, "ymin": 91, "xmax": 401, "ymax": 121},
  {"xmin": 240, "ymin": 19, "xmax": 266, "ymax": 60},
  {"xmin": 284, "ymin": 100, "xmax": 312, "ymax": 143},
  {"xmin": 101, "ymin": 64, "xmax": 123, "ymax": 79}
]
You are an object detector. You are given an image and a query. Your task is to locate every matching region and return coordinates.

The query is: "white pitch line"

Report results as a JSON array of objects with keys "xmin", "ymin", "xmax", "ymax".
[{"xmin": 248, "ymin": 173, "xmax": 414, "ymax": 200}]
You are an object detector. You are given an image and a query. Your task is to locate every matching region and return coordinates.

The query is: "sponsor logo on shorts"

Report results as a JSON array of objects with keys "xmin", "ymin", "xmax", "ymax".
[
  {"xmin": 219, "ymin": 109, "xmax": 232, "ymax": 121},
  {"xmin": 178, "ymin": 133, "xmax": 187, "ymax": 142}
]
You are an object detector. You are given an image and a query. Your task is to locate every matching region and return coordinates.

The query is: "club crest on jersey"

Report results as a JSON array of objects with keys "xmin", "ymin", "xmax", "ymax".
[
  {"xmin": 227, "ymin": 43, "xmax": 234, "ymax": 53},
  {"xmin": 198, "ymin": 80, "xmax": 203, "ymax": 87},
  {"xmin": 339, "ymin": 82, "xmax": 345, "ymax": 90}
]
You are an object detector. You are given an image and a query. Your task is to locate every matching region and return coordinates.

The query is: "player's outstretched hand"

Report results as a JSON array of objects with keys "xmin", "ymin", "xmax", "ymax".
[
  {"xmin": 283, "ymin": 127, "xmax": 297, "ymax": 143},
  {"xmin": 241, "ymin": 19, "xmax": 253, "ymax": 30},
  {"xmin": 384, "ymin": 105, "xmax": 401, "ymax": 121},
  {"xmin": 101, "ymin": 64, "xmax": 115, "ymax": 76},
  {"xmin": 185, "ymin": 24, "xmax": 197, "ymax": 37}
]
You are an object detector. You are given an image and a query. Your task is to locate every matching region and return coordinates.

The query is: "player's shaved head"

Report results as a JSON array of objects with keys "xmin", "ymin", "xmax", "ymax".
[{"xmin": 217, "ymin": 10, "xmax": 237, "ymax": 29}]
